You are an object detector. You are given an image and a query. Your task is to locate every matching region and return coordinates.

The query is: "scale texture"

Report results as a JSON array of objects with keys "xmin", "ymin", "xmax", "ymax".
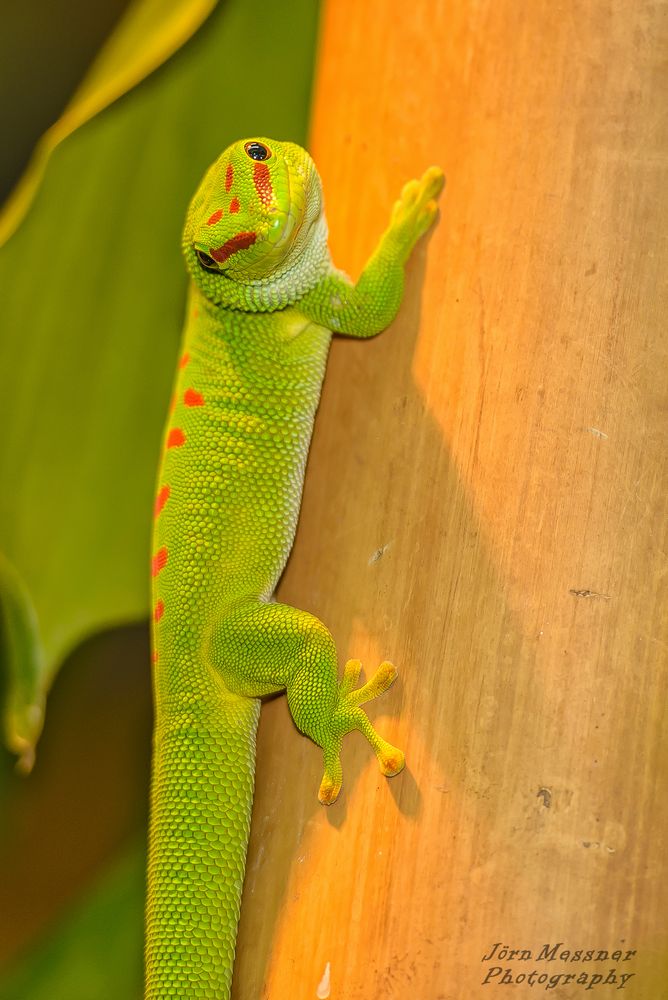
[{"xmin": 145, "ymin": 137, "xmax": 443, "ymax": 997}]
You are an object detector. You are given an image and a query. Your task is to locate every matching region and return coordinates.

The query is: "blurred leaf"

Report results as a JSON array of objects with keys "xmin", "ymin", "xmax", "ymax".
[
  {"xmin": 0, "ymin": 553, "xmax": 44, "ymax": 770},
  {"xmin": 0, "ymin": 624, "xmax": 151, "ymax": 968},
  {"xmin": 0, "ymin": 0, "xmax": 217, "ymax": 245},
  {"xmin": 0, "ymin": 840, "xmax": 146, "ymax": 1000},
  {"xmin": 0, "ymin": 0, "xmax": 321, "ymax": 758}
]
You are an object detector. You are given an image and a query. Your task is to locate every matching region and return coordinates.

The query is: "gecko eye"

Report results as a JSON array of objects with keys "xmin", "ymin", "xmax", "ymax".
[
  {"xmin": 196, "ymin": 250, "xmax": 219, "ymax": 271},
  {"xmin": 244, "ymin": 141, "xmax": 271, "ymax": 161}
]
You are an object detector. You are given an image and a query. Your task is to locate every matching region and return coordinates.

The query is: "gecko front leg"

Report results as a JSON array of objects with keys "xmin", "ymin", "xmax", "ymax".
[{"xmin": 299, "ymin": 166, "xmax": 445, "ymax": 337}]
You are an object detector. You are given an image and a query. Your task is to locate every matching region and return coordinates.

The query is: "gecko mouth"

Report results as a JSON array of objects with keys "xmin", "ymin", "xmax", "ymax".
[{"xmin": 195, "ymin": 250, "xmax": 220, "ymax": 271}]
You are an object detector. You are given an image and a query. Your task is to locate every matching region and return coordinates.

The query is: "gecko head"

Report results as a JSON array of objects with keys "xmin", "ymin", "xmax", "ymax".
[{"xmin": 182, "ymin": 137, "xmax": 323, "ymax": 298}]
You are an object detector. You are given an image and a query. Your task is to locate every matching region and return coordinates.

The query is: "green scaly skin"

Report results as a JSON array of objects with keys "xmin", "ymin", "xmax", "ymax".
[{"xmin": 145, "ymin": 137, "xmax": 444, "ymax": 998}]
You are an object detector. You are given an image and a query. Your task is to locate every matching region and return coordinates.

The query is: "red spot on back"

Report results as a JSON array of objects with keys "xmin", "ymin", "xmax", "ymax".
[
  {"xmin": 207, "ymin": 209, "xmax": 223, "ymax": 225},
  {"xmin": 154, "ymin": 485, "xmax": 170, "ymax": 517},
  {"xmin": 225, "ymin": 163, "xmax": 234, "ymax": 192},
  {"xmin": 152, "ymin": 546, "xmax": 169, "ymax": 577},
  {"xmin": 253, "ymin": 161, "xmax": 273, "ymax": 206},
  {"xmin": 229, "ymin": 197, "xmax": 240, "ymax": 214},
  {"xmin": 211, "ymin": 231, "xmax": 257, "ymax": 263},
  {"xmin": 151, "ymin": 650, "xmax": 158, "ymax": 664},
  {"xmin": 167, "ymin": 428, "xmax": 186, "ymax": 448},
  {"xmin": 154, "ymin": 600, "xmax": 165, "ymax": 622},
  {"xmin": 179, "ymin": 352, "xmax": 190, "ymax": 369},
  {"xmin": 184, "ymin": 388, "xmax": 204, "ymax": 407}
]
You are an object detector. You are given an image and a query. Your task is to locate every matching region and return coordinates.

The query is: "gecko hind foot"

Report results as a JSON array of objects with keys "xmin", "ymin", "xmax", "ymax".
[{"xmin": 317, "ymin": 659, "xmax": 405, "ymax": 805}]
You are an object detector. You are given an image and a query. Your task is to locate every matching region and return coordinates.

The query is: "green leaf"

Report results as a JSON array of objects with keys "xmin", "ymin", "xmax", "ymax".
[
  {"xmin": 0, "ymin": 841, "xmax": 146, "ymax": 1000},
  {"xmin": 0, "ymin": 0, "xmax": 218, "ymax": 246},
  {"xmin": 0, "ymin": 553, "xmax": 45, "ymax": 769},
  {"xmin": 0, "ymin": 0, "xmax": 321, "ymax": 760}
]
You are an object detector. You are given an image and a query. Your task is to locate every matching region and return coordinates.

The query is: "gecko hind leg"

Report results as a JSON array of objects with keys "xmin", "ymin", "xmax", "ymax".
[
  {"xmin": 210, "ymin": 600, "xmax": 404, "ymax": 805},
  {"xmin": 314, "ymin": 658, "xmax": 405, "ymax": 805}
]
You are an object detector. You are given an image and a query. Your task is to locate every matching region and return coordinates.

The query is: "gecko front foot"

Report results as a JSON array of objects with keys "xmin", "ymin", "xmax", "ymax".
[
  {"xmin": 389, "ymin": 166, "xmax": 445, "ymax": 261},
  {"xmin": 318, "ymin": 658, "xmax": 405, "ymax": 805}
]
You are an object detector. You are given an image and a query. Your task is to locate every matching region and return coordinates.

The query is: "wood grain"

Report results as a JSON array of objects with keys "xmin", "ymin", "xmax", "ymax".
[{"xmin": 234, "ymin": 1, "xmax": 668, "ymax": 997}]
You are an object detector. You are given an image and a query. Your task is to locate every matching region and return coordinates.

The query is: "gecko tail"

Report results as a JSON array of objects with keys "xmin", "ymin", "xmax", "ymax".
[{"xmin": 145, "ymin": 691, "xmax": 260, "ymax": 1000}]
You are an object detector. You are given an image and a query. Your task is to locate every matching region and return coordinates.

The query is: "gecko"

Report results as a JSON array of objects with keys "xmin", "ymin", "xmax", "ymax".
[{"xmin": 145, "ymin": 136, "xmax": 444, "ymax": 998}]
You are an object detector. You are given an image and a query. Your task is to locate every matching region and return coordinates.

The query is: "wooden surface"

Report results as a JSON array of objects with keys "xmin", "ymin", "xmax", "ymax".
[{"xmin": 234, "ymin": 2, "xmax": 668, "ymax": 997}]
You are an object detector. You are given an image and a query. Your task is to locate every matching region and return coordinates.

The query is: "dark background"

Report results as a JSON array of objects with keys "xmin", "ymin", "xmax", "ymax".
[{"xmin": 1, "ymin": 0, "xmax": 133, "ymax": 200}]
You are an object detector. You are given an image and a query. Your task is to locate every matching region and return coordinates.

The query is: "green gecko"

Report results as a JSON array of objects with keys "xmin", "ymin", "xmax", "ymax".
[{"xmin": 146, "ymin": 137, "xmax": 444, "ymax": 998}]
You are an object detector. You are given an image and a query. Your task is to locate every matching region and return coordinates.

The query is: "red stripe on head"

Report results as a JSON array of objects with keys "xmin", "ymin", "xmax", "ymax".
[
  {"xmin": 154, "ymin": 485, "xmax": 170, "ymax": 517},
  {"xmin": 229, "ymin": 197, "xmax": 240, "ymax": 214},
  {"xmin": 154, "ymin": 599, "xmax": 165, "ymax": 622},
  {"xmin": 225, "ymin": 163, "xmax": 234, "ymax": 192},
  {"xmin": 179, "ymin": 352, "xmax": 189, "ymax": 369},
  {"xmin": 211, "ymin": 231, "xmax": 257, "ymax": 263},
  {"xmin": 207, "ymin": 209, "xmax": 223, "ymax": 225},
  {"xmin": 151, "ymin": 546, "xmax": 169, "ymax": 577},
  {"xmin": 253, "ymin": 161, "xmax": 273, "ymax": 206},
  {"xmin": 167, "ymin": 428, "xmax": 186, "ymax": 448},
  {"xmin": 184, "ymin": 388, "xmax": 204, "ymax": 407}
]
